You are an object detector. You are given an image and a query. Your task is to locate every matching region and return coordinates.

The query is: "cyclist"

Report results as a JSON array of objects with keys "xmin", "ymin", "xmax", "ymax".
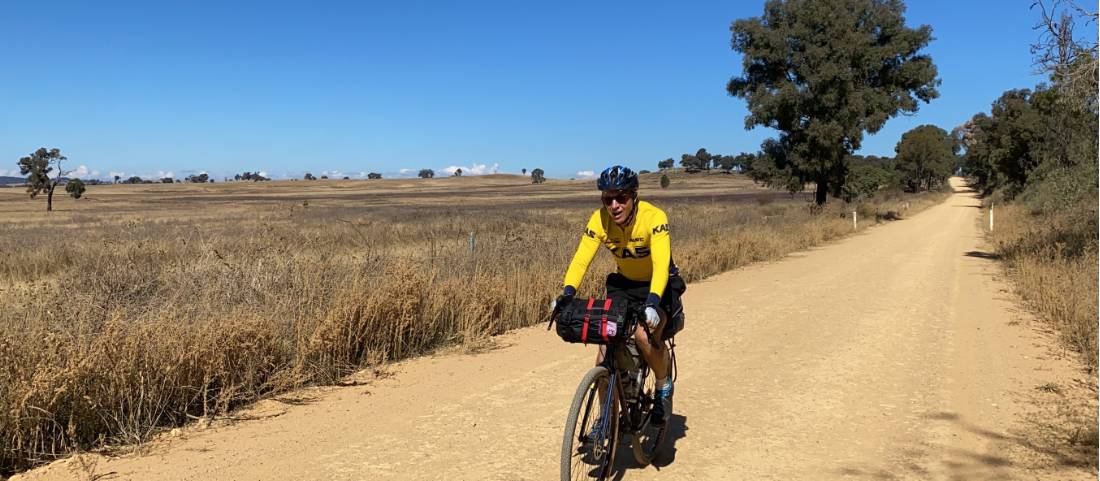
[{"xmin": 553, "ymin": 165, "xmax": 685, "ymax": 425}]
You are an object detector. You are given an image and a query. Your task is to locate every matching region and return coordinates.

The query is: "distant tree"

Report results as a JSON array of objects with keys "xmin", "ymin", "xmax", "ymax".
[
  {"xmin": 728, "ymin": 0, "xmax": 940, "ymax": 204},
  {"xmin": 658, "ymin": 158, "xmax": 675, "ymax": 170},
  {"xmin": 680, "ymin": 153, "xmax": 705, "ymax": 172},
  {"xmin": 64, "ymin": 178, "xmax": 86, "ymax": 200},
  {"xmin": 113, "ymin": 175, "xmax": 120, "ymax": 184},
  {"xmin": 695, "ymin": 148, "xmax": 714, "ymax": 170},
  {"xmin": 713, "ymin": 155, "xmax": 735, "ymax": 172},
  {"xmin": 160, "ymin": 177, "xmax": 174, "ymax": 183},
  {"xmin": 841, "ymin": 155, "xmax": 898, "ymax": 202},
  {"xmin": 418, "ymin": 169, "xmax": 435, "ymax": 179},
  {"xmin": 238, "ymin": 171, "xmax": 269, "ymax": 181},
  {"xmin": 894, "ymin": 125, "xmax": 955, "ymax": 191},
  {"xmin": 531, "ymin": 168, "xmax": 546, "ymax": 184},
  {"xmin": 126, "ymin": 176, "xmax": 144, "ymax": 184},
  {"xmin": 453, "ymin": 168, "xmax": 463, "ymax": 177},
  {"xmin": 660, "ymin": 174, "xmax": 670, "ymax": 189},
  {"xmin": 185, "ymin": 173, "xmax": 208, "ymax": 183},
  {"xmin": 367, "ymin": 172, "xmax": 382, "ymax": 179},
  {"xmin": 342, "ymin": 176, "xmax": 350, "ymax": 180},
  {"xmin": 521, "ymin": 168, "xmax": 527, "ymax": 175},
  {"xmin": 320, "ymin": 175, "xmax": 328, "ymax": 179},
  {"xmin": 304, "ymin": 173, "xmax": 316, "ymax": 180},
  {"xmin": 16, "ymin": 147, "xmax": 73, "ymax": 212},
  {"xmin": 732, "ymin": 153, "xmax": 755, "ymax": 172}
]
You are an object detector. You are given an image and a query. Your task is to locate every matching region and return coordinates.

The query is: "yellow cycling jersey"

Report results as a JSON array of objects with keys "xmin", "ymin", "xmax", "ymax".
[{"xmin": 562, "ymin": 200, "xmax": 675, "ymax": 300}]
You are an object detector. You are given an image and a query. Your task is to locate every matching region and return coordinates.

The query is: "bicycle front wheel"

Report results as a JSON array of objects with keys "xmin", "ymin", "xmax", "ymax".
[{"xmin": 561, "ymin": 366, "xmax": 620, "ymax": 481}]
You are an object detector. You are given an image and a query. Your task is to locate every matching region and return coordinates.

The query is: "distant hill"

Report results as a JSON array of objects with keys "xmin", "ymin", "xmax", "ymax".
[{"xmin": 0, "ymin": 176, "xmax": 24, "ymax": 185}]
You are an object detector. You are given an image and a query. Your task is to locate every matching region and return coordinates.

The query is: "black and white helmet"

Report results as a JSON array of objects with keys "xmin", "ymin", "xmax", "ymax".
[{"xmin": 597, "ymin": 165, "xmax": 639, "ymax": 191}]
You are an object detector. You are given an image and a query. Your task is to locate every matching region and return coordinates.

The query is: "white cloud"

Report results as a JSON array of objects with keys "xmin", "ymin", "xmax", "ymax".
[
  {"xmin": 443, "ymin": 163, "xmax": 499, "ymax": 176},
  {"xmin": 258, "ymin": 171, "xmax": 267, "ymax": 178},
  {"xmin": 157, "ymin": 170, "xmax": 174, "ymax": 179},
  {"xmin": 576, "ymin": 170, "xmax": 597, "ymax": 179},
  {"xmin": 109, "ymin": 171, "xmax": 125, "ymax": 180},
  {"xmin": 322, "ymin": 170, "xmax": 345, "ymax": 178},
  {"xmin": 91, "ymin": 170, "xmax": 100, "ymax": 177},
  {"xmin": 0, "ymin": 169, "xmax": 10, "ymax": 176},
  {"xmin": 69, "ymin": 165, "xmax": 90, "ymax": 178}
]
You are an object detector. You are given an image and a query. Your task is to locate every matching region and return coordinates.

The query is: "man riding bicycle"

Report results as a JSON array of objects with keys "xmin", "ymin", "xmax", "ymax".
[{"xmin": 553, "ymin": 165, "xmax": 685, "ymax": 426}]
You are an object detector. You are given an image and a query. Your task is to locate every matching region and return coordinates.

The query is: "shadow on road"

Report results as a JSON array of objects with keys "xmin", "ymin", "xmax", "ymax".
[
  {"xmin": 964, "ymin": 250, "xmax": 1002, "ymax": 260},
  {"xmin": 836, "ymin": 410, "xmax": 1097, "ymax": 480},
  {"xmin": 610, "ymin": 414, "xmax": 688, "ymax": 480}
]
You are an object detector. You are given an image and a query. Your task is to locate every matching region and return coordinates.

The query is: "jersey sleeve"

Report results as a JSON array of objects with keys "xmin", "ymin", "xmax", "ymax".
[
  {"xmin": 562, "ymin": 210, "xmax": 604, "ymax": 290},
  {"xmin": 647, "ymin": 208, "xmax": 671, "ymax": 300}
]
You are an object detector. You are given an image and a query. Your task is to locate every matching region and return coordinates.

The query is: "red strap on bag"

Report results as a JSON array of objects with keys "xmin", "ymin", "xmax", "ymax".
[
  {"xmin": 599, "ymin": 298, "xmax": 613, "ymax": 342},
  {"xmin": 581, "ymin": 297, "xmax": 595, "ymax": 343}
]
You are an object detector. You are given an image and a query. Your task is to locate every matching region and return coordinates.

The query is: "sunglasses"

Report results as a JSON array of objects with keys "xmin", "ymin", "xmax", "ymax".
[{"xmin": 601, "ymin": 191, "xmax": 635, "ymax": 206}]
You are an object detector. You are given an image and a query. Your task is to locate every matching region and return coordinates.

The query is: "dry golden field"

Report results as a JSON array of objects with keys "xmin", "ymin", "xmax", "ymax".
[{"xmin": 0, "ymin": 172, "xmax": 945, "ymax": 474}]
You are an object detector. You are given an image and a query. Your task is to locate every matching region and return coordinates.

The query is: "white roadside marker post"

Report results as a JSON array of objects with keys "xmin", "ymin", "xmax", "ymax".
[
  {"xmin": 989, "ymin": 203, "xmax": 994, "ymax": 232},
  {"xmin": 852, "ymin": 211, "xmax": 857, "ymax": 231},
  {"xmin": 469, "ymin": 232, "xmax": 476, "ymax": 253}
]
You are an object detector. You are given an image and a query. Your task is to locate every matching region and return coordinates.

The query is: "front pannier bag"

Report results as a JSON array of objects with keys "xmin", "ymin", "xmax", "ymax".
[{"xmin": 555, "ymin": 297, "xmax": 632, "ymax": 344}]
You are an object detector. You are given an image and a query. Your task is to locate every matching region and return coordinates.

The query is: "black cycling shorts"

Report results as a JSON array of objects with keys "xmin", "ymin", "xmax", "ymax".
[{"xmin": 604, "ymin": 272, "xmax": 686, "ymax": 337}]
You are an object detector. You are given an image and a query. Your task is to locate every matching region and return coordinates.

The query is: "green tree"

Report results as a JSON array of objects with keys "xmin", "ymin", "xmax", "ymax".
[
  {"xmin": 695, "ymin": 148, "xmax": 713, "ymax": 170},
  {"xmin": 894, "ymin": 124, "xmax": 955, "ymax": 191},
  {"xmin": 304, "ymin": 172, "xmax": 316, "ymax": 180},
  {"xmin": 453, "ymin": 168, "xmax": 463, "ymax": 177},
  {"xmin": 531, "ymin": 168, "xmax": 546, "ymax": 184},
  {"xmin": 660, "ymin": 174, "xmax": 670, "ymax": 189},
  {"xmin": 841, "ymin": 155, "xmax": 898, "ymax": 202},
  {"xmin": 418, "ymin": 169, "xmax": 434, "ymax": 179},
  {"xmin": 680, "ymin": 153, "xmax": 705, "ymax": 171},
  {"xmin": 367, "ymin": 172, "xmax": 382, "ymax": 179},
  {"xmin": 657, "ymin": 158, "xmax": 674, "ymax": 170},
  {"xmin": 16, "ymin": 147, "xmax": 75, "ymax": 212},
  {"xmin": 963, "ymin": 89, "xmax": 1044, "ymax": 194},
  {"xmin": 727, "ymin": 0, "xmax": 940, "ymax": 204},
  {"xmin": 64, "ymin": 179, "xmax": 86, "ymax": 199}
]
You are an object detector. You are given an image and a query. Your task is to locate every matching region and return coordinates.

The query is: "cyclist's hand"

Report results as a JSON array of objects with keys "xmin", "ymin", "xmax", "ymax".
[
  {"xmin": 551, "ymin": 288, "xmax": 575, "ymax": 319},
  {"xmin": 644, "ymin": 306, "xmax": 660, "ymax": 329}
]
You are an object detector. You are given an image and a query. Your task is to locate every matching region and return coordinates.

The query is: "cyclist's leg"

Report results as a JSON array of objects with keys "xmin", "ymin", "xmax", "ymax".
[{"xmin": 633, "ymin": 308, "xmax": 669, "ymax": 380}]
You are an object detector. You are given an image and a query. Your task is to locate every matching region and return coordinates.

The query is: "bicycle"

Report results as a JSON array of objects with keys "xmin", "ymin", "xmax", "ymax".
[{"xmin": 550, "ymin": 301, "xmax": 678, "ymax": 481}]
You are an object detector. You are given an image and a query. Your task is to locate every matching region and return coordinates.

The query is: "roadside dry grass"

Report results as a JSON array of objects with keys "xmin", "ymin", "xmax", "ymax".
[
  {"xmin": 0, "ymin": 173, "xmax": 944, "ymax": 474},
  {"xmin": 989, "ymin": 199, "xmax": 1098, "ymax": 372}
]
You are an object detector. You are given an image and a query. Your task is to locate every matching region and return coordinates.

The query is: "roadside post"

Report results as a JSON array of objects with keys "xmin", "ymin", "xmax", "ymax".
[{"xmin": 852, "ymin": 211, "xmax": 857, "ymax": 231}]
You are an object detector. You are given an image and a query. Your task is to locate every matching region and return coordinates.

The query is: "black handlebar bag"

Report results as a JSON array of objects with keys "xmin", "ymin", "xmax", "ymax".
[{"xmin": 555, "ymin": 297, "xmax": 632, "ymax": 344}]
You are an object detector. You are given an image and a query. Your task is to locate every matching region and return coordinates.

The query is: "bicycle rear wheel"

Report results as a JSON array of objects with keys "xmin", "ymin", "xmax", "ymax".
[
  {"xmin": 631, "ymin": 367, "xmax": 669, "ymax": 465},
  {"xmin": 561, "ymin": 366, "xmax": 620, "ymax": 481}
]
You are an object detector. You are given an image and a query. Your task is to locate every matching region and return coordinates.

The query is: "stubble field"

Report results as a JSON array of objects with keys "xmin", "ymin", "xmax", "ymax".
[{"xmin": 0, "ymin": 172, "xmax": 945, "ymax": 474}]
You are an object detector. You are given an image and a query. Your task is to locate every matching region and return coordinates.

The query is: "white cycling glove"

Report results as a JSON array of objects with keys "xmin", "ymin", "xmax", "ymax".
[{"xmin": 644, "ymin": 306, "xmax": 660, "ymax": 329}]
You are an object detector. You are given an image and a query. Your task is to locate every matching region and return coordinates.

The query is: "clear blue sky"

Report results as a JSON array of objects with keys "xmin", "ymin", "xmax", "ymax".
[{"xmin": 1, "ymin": 1, "xmax": 1053, "ymax": 180}]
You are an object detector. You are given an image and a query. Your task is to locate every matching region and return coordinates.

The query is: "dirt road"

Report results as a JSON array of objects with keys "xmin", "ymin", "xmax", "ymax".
[{"xmin": 17, "ymin": 179, "xmax": 1095, "ymax": 481}]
